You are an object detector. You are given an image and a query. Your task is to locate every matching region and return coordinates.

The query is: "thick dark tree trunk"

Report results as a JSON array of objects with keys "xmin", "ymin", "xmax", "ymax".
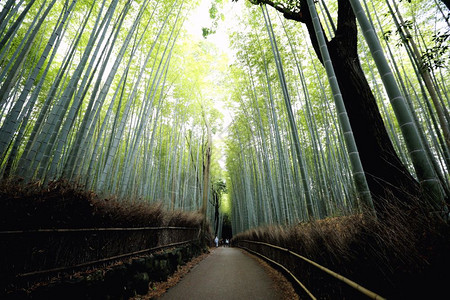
[
  {"xmin": 261, "ymin": 0, "xmax": 422, "ymax": 213},
  {"xmin": 254, "ymin": 0, "xmax": 423, "ymax": 214},
  {"xmin": 441, "ymin": 0, "xmax": 450, "ymax": 11},
  {"xmin": 303, "ymin": 0, "xmax": 420, "ymax": 212},
  {"xmin": 328, "ymin": 38, "xmax": 420, "ymax": 210}
]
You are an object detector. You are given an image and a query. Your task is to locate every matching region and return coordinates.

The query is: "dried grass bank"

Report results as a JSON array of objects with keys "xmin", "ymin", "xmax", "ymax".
[
  {"xmin": 0, "ymin": 178, "xmax": 212, "ymax": 297},
  {"xmin": 233, "ymin": 206, "xmax": 450, "ymax": 299}
]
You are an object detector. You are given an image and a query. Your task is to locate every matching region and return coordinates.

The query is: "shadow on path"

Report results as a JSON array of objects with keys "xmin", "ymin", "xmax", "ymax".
[{"xmin": 161, "ymin": 247, "xmax": 281, "ymax": 299}]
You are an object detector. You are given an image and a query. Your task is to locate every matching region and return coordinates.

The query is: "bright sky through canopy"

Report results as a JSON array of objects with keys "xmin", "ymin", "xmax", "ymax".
[
  {"xmin": 184, "ymin": 0, "xmax": 244, "ymax": 171},
  {"xmin": 185, "ymin": 0, "xmax": 230, "ymax": 50}
]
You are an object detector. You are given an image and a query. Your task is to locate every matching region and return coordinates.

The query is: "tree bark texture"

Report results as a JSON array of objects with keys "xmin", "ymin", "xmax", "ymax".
[{"xmin": 259, "ymin": 0, "xmax": 421, "ymax": 212}]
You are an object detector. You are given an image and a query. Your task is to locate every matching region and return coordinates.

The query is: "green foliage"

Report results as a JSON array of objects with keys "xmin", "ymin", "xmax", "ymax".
[
  {"xmin": 421, "ymin": 30, "xmax": 449, "ymax": 71},
  {"xmin": 0, "ymin": 0, "xmax": 228, "ymax": 232},
  {"xmin": 201, "ymin": 0, "xmax": 225, "ymax": 38},
  {"xmin": 0, "ymin": 0, "xmax": 448, "ymax": 235}
]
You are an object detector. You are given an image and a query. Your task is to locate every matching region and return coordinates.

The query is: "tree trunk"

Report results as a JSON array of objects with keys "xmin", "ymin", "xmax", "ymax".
[
  {"xmin": 329, "ymin": 39, "xmax": 420, "ymax": 209},
  {"xmin": 260, "ymin": 0, "xmax": 422, "ymax": 212},
  {"xmin": 440, "ymin": 0, "xmax": 450, "ymax": 11},
  {"xmin": 302, "ymin": 0, "xmax": 421, "ymax": 211},
  {"xmin": 214, "ymin": 193, "xmax": 220, "ymax": 236}
]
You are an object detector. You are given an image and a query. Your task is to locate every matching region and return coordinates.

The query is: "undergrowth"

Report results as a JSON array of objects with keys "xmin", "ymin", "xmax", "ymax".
[
  {"xmin": 233, "ymin": 203, "xmax": 450, "ymax": 299},
  {"xmin": 0, "ymin": 178, "xmax": 204, "ymax": 230},
  {"xmin": 0, "ymin": 178, "xmax": 210, "ymax": 290}
]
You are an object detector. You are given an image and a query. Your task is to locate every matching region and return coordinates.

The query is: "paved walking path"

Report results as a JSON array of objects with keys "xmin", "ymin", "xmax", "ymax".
[{"xmin": 161, "ymin": 247, "xmax": 282, "ymax": 299}]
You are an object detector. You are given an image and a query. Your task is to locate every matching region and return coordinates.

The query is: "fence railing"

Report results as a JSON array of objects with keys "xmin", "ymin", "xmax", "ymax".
[
  {"xmin": 235, "ymin": 240, "xmax": 385, "ymax": 300},
  {"xmin": 0, "ymin": 226, "xmax": 200, "ymax": 234},
  {"xmin": 1, "ymin": 226, "xmax": 201, "ymax": 283}
]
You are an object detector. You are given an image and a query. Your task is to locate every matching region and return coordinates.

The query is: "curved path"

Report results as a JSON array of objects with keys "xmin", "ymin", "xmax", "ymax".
[{"xmin": 161, "ymin": 247, "xmax": 282, "ymax": 299}]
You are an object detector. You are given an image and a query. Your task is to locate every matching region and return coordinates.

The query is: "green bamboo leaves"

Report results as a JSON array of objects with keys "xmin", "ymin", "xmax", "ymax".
[
  {"xmin": 0, "ymin": 0, "xmax": 448, "ymax": 235},
  {"xmin": 226, "ymin": 0, "xmax": 448, "ymax": 233},
  {"xmin": 0, "ymin": 0, "xmax": 225, "ymax": 222}
]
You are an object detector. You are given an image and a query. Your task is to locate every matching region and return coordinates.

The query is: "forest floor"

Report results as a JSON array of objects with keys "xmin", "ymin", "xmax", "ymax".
[{"xmin": 133, "ymin": 247, "xmax": 298, "ymax": 300}]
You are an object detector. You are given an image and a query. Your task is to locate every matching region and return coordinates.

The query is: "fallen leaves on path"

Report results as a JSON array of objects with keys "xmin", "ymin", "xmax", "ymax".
[
  {"xmin": 242, "ymin": 249, "xmax": 300, "ymax": 300},
  {"xmin": 131, "ymin": 250, "xmax": 212, "ymax": 300}
]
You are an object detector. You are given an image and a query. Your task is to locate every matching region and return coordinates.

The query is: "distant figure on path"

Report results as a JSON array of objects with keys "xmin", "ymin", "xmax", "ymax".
[
  {"xmin": 214, "ymin": 236, "xmax": 219, "ymax": 247},
  {"xmin": 225, "ymin": 239, "xmax": 229, "ymax": 247}
]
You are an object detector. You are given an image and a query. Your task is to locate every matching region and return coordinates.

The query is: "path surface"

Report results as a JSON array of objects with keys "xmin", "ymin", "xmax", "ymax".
[{"xmin": 161, "ymin": 247, "xmax": 282, "ymax": 300}]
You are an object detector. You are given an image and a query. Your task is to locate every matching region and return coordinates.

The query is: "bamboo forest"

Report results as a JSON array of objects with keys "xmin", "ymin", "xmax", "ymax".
[{"xmin": 0, "ymin": 0, "xmax": 449, "ymax": 299}]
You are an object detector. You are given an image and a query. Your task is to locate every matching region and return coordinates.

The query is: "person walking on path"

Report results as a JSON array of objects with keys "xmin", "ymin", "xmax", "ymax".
[{"xmin": 214, "ymin": 236, "xmax": 219, "ymax": 247}]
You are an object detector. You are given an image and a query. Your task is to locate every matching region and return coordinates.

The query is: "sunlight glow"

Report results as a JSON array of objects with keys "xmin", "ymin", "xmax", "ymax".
[{"xmin": 184, "ymin": 0, "xmax": 245, "ymax": 172}]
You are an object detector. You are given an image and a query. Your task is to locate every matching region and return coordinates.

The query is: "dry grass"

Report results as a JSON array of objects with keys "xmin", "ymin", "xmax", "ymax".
[
  {"xmin": 233, "ymin": 204, "xmax": 450, "ymax": 298},
  {"xmin": 0, "ymin": 178, "xmax": 205, "ymax": 230},
  {"xmin": 164, "ymin": 210, "xmax": 204, "ymax": 228},
  {"xmin": 0, "ymin": 178, "xmax": 210, "ymax": 288}
]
